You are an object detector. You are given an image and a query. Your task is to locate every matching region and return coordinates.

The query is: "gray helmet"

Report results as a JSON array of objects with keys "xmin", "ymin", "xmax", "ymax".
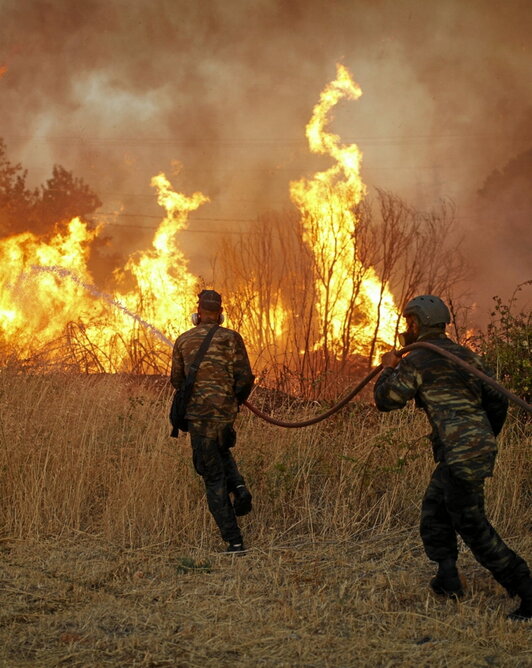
[{"xmin": 403, "ymin": 295, "xmax": 451, "ymax": 327}]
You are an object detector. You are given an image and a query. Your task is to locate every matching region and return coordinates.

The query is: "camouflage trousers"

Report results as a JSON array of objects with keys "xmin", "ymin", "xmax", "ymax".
[
  {"xmin": 189, "ymin": 420, "xmax": 245, "ymax": 544},
  {"xmin": 420, "ymin": 463, "xmax": 530, "ymax": 592}
]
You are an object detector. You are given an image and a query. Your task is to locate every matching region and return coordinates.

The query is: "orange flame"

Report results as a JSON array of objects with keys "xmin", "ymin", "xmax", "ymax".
[
  {"xmin": 116, "ymin": 171, "xmax": 209, "ymax": 338},
  {"xmin": 0, "ymin": 66, "xmax": 399, "ymax": 373},
  {"xmin": 0, "ymin": 65, "xmax": 7, "ymax": 78},
  {"xmin": 290, "ymin": 64, "xmax": 397, "ymax": 357},
  {"xmin": 0, "ymin": 175, "xmax": 208, "ymax": 370},
  {"xmin": 0, "ymin": 218, "xmax": 99, "ymax": 346}
]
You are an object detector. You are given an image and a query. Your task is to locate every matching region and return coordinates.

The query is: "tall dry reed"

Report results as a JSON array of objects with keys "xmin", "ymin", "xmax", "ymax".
[{"xmin": 0, "ymin": 368, "xmax": 529, "ymax": 548}]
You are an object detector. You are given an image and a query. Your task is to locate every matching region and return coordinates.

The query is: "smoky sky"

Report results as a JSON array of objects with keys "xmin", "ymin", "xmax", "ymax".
[{"xmin": 0, "ymin": 0, "xmax": 530, "ymax": 316}]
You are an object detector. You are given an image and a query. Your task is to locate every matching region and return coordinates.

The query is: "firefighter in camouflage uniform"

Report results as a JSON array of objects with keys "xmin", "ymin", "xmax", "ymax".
[
  {"xmin": 374, "ymin": 295, "xmax": 531, "ymax": 621},
  {"xmin": 171, "ymin": 290, "xmax": 255, "ymax": 553}
]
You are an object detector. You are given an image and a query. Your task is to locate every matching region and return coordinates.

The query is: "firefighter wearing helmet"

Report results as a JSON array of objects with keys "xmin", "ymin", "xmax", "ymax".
[{"xmin": 373, "ymin": 295, "xmax": 532, "ymax": 620}]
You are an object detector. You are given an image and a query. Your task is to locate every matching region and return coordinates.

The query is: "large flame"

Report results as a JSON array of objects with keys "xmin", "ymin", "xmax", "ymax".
[
  {"xmin": 0, "ymin": 218, "xmax": 98, "ymax": 345},
  {"xmin": 0, "ymin": 65, "xmax": 399, "ymax": 374},
  {"xmin": 290, "ymin": 64, "xmax": 397, "ymax": 356},
  {"xmin": 0, "ymin": 174, "xmax": 206, "ymax": 371},
  {"xmin": 116, "ymin": 171, "xmax": 208, "ymax": 338}
]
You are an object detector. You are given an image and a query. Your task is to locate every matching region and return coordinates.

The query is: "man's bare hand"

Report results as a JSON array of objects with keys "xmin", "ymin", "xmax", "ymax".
[{"xmin": 381, "ymin": 350, "xmax": 401, "ymax": 368}]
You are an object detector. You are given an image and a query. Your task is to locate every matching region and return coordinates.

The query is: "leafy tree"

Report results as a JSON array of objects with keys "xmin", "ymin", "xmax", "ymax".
[
  {"xmin": 0, "ymin": 138, "xmax": 102, "ymax": 237},
  {"xmin": 0, "ymin": 138, "xmax": 37, "ymax": 236},
  {"xmin": 32, "ymin": 164, "xmax": 102, "ymax": 233}
]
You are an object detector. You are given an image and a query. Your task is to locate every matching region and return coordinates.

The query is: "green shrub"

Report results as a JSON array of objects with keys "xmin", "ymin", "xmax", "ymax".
[{"xmin": 477, "ymin": 281, "xmax": 531, "ymax": 402}]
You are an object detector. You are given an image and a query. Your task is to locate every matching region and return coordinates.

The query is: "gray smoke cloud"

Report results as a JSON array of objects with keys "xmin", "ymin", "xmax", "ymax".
[{"xmin": 0, "ymin": 0, "xmax": 530, "ymax": 317}]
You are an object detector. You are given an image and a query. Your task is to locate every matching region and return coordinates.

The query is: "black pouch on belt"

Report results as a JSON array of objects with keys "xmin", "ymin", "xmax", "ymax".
[{"xmin": 221, "ymin": 424, "xmax": 237, "ymax": 449}]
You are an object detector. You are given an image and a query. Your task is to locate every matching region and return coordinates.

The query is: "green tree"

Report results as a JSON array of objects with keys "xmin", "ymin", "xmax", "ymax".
[
  {"xmin": 0, "ymin": 138, "xmax": 102, "ymax": 237},
  {"xmin": 0, "ymin": 138, "xmax": 37, "ymax": 236},
  {"xmin": 32, "ymin": 164, "xmax": 102, "ymax": 232},
  {"xmin": 477, "ymin": 282, "xmax": 532, "ymax": 403}
]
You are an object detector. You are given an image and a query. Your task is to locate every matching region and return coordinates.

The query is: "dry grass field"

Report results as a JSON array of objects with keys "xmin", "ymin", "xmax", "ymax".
[{"xmin": 0, "ymin": 369, "xmax": 530, "ymax": 667}]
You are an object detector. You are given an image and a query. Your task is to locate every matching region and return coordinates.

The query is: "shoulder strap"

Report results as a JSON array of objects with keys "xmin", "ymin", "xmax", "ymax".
[
  {"xmin": 183, "ymin": 324, "xmax": 219, "ymax": 394},
  {"xmin": 169, "ymin": 325, "xmax": 220, "ymax": 437}
]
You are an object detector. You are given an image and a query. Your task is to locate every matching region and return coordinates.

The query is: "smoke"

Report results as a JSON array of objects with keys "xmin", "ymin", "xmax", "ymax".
[
  {"xmin": 463, "ymin": 143, "xmax": 532, "ymax": 315},
  {"xmin": 0, "ymin": 0, "xmax": 530, "ymax": 314}
]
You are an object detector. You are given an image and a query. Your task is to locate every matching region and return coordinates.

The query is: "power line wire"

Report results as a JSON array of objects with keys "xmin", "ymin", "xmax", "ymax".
[
  {"xmin": 97, "ymin": 212, "xmax": 256, "ymax": 222},
  {"xmin": 93, "ymin": 209, "xmax": 531, "ymax": 231},
  {"xmin": 3, "ymin": 133, "xmax": 530, "ymax": 144},
  {"xmin": 99, "ymin": 222, "xmax": 251, "ymax": 234}
]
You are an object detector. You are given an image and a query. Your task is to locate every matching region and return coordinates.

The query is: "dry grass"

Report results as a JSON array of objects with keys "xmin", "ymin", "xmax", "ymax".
[{"xmin": 0, "ymin": 369, "xmax": 530, "ymax": 666}]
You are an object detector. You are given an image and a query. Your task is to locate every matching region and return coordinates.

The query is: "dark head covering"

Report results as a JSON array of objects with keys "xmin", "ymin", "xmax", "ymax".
[
  {"xmin": 198, "ymin": 289, "xmax": 222, "ymax": 311},
  {"xmin": 403, "ymin": 295, "xmax": 450, "ymax": 327}
]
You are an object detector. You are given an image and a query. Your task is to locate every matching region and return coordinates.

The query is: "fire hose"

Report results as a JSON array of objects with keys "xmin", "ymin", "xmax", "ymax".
[{"xmin": 243, "ymin": 341, "xmax": 532, "ymax": 427}]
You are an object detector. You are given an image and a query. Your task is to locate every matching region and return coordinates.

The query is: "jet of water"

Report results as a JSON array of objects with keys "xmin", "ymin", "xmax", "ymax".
[{"xmin": 30, "ymin": 265, "xmax": 175, "ymax": 348}]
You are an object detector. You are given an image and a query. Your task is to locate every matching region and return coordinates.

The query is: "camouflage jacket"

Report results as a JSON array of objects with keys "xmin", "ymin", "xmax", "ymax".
[
  {"xmin": 374, "ymin": 332, "xmax": 508, "ymax": 479},
  {"xmin": 171, "ymin": 323, "xmax": 255, "ymax": 422}
]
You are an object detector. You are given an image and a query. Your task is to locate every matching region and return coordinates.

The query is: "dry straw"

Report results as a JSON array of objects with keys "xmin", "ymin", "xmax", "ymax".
[
  {"xmin": 0, "ymin": 369, "xmax": 528, "ymax": 545},
  {"xmin": 0, "ymin": 369, "xmax": 530, "ymax": 666}
]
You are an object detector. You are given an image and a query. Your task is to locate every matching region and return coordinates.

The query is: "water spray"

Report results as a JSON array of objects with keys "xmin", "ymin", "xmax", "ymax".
[{"xmin": 30, "ymin": 265, "xmax": 174, "ymax": 348}]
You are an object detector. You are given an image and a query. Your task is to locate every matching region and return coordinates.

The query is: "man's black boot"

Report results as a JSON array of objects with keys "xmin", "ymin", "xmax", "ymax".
[
  {"xmin": 430, "ymin": 558, "xmax": 464, "ymax": 598},
  {"xmin": 226, "ymin": 541, "xmax": 246, "ymax": 555},
  {"xmin": 507, "ymin": 576, "xmax": 532, "ymax": 621},
  {"xmin": 233, "ymin": 485, "xmax": 252, "ymax": 517}
]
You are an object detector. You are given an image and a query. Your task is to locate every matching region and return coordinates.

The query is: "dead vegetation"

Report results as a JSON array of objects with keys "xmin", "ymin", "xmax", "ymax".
[
  {"xmin": 1, "ymin": 531, "xmax": 531, "ymax": 667},
  {"xmin": 0, "ymin": 369, "xmax": 530, "ymax": 666}
]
